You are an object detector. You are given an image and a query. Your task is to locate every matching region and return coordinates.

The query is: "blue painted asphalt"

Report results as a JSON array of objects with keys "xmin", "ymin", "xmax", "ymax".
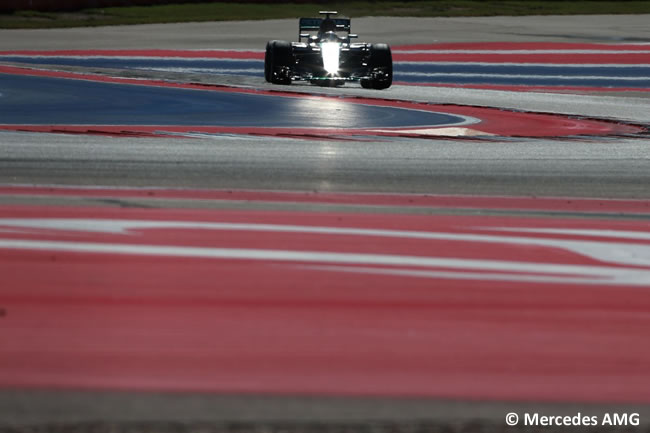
[
  {"xmin": 0, "ymin": 57, "xmax": 262, "ymax": 77},
  {"xmin": 394, "ymin": 63, "xmax": 650, "ymax": 87},
  {"xmin": 2, "ymin": 56, "xmax": 649, "ymax": 88},
  {"xmin": 0, "ymin": 73, "xmax": 467, "ymax": 128}
]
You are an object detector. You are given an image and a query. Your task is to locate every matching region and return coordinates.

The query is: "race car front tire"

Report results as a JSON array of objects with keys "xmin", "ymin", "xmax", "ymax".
[
  {"xmin": 266, "ymin": 40, "xmax": 293, "ymax": 85},
  {"xmin": 361, "ymin": 43, "xmax": 392, "ymax": 90}
]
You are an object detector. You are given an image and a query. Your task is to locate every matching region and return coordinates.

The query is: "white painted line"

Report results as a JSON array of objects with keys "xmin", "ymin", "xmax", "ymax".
[
  {"xmin": 1, "ymin": 238, "xmax": 650, "ymax": 286},
  {"xmin": 397, "ymin": 61, "xmax": 650, "ymax": 67},
  {"xmin": 394, "ymin": 49, "xmax": 650, "ymax": 54},
  {"xmin": 0, "ymin": 55, "xmax": 262, "ymax": 62},
  {"xmin": 369, "ymin": 127, "xmax": 495, "ymax": 137},
  {"xmin": 141, "ymin": 67, "xmax": 261, "ymax": 74},
  {"xmin": 1, "ymin": 218, "xmax": 649, "ymax": 267},
  {"xmin": 300, "ymin": 265, "xmax": 638, "ymax": 286},
  {"xmin": 491, "ymin": 228, "xmax": 650, "ymax": 241},
  {"xmin": 396, "ymin": 71, "xmax": 650, "ymax": 81}
]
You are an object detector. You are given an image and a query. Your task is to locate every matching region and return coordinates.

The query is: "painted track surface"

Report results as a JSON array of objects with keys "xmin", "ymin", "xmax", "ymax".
[
  {"xmin": 0, "ymin": 63, "xmax": 645, "ymax": 139},
  {"xmin": 1, "ymin": 16, "xmax": 650, "ymax": 427},
  {"xmin": 1, "ymin": 42, "xmax": 647, "ymax": 141},
  {"xmin": 2, "ymin": 187, "xmax": 650, "ymax": 404},
  {"xmin": 0, "ymin": 69, "xmax": 468, "ymax": 129},
  {"xmin": 3, "ymin": 42, "xmax": 650, "ymax": 91}
]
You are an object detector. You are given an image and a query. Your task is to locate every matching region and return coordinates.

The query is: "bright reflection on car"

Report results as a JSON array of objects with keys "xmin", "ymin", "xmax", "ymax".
[{"xmin": 320, "ymin": 42, "xmax": 340, "ymax": 75}]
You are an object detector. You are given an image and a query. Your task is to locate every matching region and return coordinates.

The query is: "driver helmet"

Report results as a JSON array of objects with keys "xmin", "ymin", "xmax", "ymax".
[{"xmin": 319, "ymin": 18, "xmax": 336, "ymax": 35}]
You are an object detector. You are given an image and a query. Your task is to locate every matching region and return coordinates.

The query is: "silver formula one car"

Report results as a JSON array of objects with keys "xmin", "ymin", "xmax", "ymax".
[{"xmin": 264, "ymin": 11, "xmax": 392, "ymax": 89}]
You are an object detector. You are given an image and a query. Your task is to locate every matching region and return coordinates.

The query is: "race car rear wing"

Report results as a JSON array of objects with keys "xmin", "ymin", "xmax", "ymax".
[{"xmin": 298, "ymin": 17, "xmax": 351, "ymax": 41}]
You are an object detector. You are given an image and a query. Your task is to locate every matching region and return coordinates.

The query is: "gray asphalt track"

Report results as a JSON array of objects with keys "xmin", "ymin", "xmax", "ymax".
[
  {"xmin": 1, "ymin": 131, "xmax": 649, "ymax": 198},
  {"xmin": 1, "ymin": 15, "xmax": 649, "ymax": 49},
  {"xmin": 3, "ymin": 389, "xmax": 650, "ymax": 429},
  {"xmin": 1, "ymin": 14, "xmax": 650, "ymax": 430}
]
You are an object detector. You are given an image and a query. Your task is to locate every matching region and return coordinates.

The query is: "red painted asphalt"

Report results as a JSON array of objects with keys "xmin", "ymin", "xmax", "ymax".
[
  {"xmin": 396, "ymin": 42, "xmax": 650, "ymax": 51},
  {"xmin": 1, "ymin": 188, "xmax": 650, "ymax": 402},
  {"xmin": 395, "ymin": 52, "xmax": 650, "ymax": 64},
  {"xmin": 0, "ymin": 49, "xmax": 266, "ymax": 59}
]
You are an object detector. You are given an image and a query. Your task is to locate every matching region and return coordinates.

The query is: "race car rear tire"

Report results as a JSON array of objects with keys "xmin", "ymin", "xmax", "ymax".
[
  {"xmin": 264, "ymin": 40, "xmax": 275, "ymax": 82},
  {"xmin": 361, "ymin": 43, "xmax": 392, "ymax": 90},
  {"xmin": 267, "ymin": 40, "xmax": 293, "ymax": 85}
]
